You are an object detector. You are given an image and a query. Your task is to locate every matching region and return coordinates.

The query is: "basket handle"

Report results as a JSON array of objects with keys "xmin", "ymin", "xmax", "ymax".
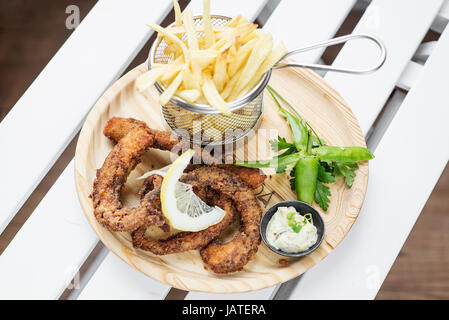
[{"xmin": 273, "ymin": 34, "xmax": 387, "ymax": 74}]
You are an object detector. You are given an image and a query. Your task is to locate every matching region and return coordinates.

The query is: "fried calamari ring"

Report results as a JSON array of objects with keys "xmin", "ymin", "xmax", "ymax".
[
  {"xmin": 138, "ymin": 173, "xmax": 163, "ymax": 200},
  {"xmin": 103, "ymin": 117, "xmax": 266, "ymax": 189},
  {"xmin": 180, "ymin": 166, "xmax": 262, "ymax": 274},
  {"xmin": 92, "ymin": 126, "xmax": 166, "ymax": 231},
  {"xmin": 133, "ymin": 188, "xmax": 237, "ymax": 255},
  {"xmin": 93, "ymin": 117, "xmax": 264, "ymax": 237},
  {"xmin": 138, "ymin": 174, "xmax": 171, "ymax": 232}
]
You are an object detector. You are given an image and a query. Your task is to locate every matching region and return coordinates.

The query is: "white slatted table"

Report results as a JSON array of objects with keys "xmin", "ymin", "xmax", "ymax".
[{"xmin": 0, "ymin": 0, "xmax": 448, "ymax": 300}]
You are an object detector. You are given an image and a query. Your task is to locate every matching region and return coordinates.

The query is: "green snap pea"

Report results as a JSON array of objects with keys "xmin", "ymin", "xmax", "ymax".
[
  {"xmin": 295, "ymin": 156, "xmax": 319, "ymax": 204},
  {"xmin": 314, "ymin": 146, "xmax": 374, "ymax": 162}
]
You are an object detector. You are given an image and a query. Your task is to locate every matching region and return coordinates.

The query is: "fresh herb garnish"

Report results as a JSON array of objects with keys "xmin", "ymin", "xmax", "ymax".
[
  {"xmin": 287, "ymin": 212, "xmax": 314, "ymax": 233},
  {"xmin": 276, "ymin": 166, "xmax": 287, "ymax": 174},
  {"xmin": 235, "ymin": 85, "xmax": 374, "ymax": 212},
  {"xmin": 334, "ymin": 162, "xmax": 359, "ymax": 187},
  {"xmin": 270, "ymin": 136, "xmax": 294, "ymax": 152},
  {"xmin": 318, "ymin": 163, "xmax": 336, "ymax": 184},
  {"xmin": 314, "ymin": 181, "xmax": 331, "ymax": 212},
  {"xmin": 289, "ymin": 166, "xmax": 296, "ymax": 190},
  {"xmin": 304, "ymin": 213, "xmax": 313, "ymax": 224}
]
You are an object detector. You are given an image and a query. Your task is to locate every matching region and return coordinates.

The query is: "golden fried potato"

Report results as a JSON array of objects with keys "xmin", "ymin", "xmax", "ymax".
[{"xmin": 136, "ymin": 0, "xmax": 286, "ymax": 112}]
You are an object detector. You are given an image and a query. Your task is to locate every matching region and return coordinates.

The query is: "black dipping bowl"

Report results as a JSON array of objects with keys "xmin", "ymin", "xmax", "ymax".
[{"xmin": 260, "ymin": 200, "xmax": 325, "ymax": 258}]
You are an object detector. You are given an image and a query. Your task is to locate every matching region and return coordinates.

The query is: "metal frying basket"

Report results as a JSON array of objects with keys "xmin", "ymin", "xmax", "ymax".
[
  {"xmin": 149, "ymin": 15, "xmax": 271, "ymax": 146},
  {"xmin": 148, "ymin": 15, "xmax": 387, "ymax": 146}
]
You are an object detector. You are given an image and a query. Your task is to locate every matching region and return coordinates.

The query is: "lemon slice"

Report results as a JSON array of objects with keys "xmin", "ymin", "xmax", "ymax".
[{"xmin": 160, "ymin": 149, "xmax": 225, "ymax": 231}]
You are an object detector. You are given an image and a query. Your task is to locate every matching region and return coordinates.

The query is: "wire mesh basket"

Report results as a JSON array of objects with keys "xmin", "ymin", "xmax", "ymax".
[{"xmin": 148, "ymin": 15, "xmax": 271, "ymax": 146}]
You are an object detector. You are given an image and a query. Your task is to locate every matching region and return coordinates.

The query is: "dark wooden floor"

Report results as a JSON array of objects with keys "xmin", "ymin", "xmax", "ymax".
[{"xmin": 1, "ymin": 0, "xmax": 448, "ymax": 299}]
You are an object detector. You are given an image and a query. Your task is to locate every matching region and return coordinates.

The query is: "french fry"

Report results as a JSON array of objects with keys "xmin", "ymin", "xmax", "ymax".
[
  {"xmin": 195, "ymin": 96, "xmax": 209, "ymax": 104},
  {"xmin": 257, "ymin": 41, "xmax": 287, "ymax": 76},
  {"xmin": 227, "ymin": 38, "xmax": 257, "ymax": 77},
  {"xmin": 234, "ymin": 23, "xmax": 258, "ymax": 40},
  {"xmin": 147, "ymin": 22, "xmax": 188, "ymax": 57},
  {"xmin": 225, "ymin": 39, "xmax": 239, "ymax": 64},
  {"xmin": 173, "ymin": 0, "xmax": 182, "ymax": 27},
  {"xmin": 160, "ymin": 60, "xmax": 184, "ymax": 83},
  {"xmin": 203, "ymin": 0, "xmax": 216, "ymax": 48},
  {"xmin": 210, "ymin": 38, "xmax": 227, "ymax": 50},
  {"xmin": 190, "ymin": 61, "xmax": 203, "ymax": 86},
  {"xmin": 176, "ymin": 89, "xmax": 201, "ymax": 103},
  {"xmin": 237, "ymin": 16, "xmax": 250, "ymax": 25},
  {"xmin": 213, "ymin": 52, "xmax": 228, "ymax": 92},
  {"xmin": 181, "ymin": 67, "xmax": 201, "ymax": 90},
  {"xmin": 182, "ymin": 10, "xmax": 199, "ymax": 51},
  {"xmin": 190, "ymin": 49, "xmax": 217, "ymax": 69},
  {"xmin": 238, "ymin": 28, "xmax": 264, "ymax": 44},
  {"xmin": 136, "ymin": 67, "xmax": 166, "ymax": 92},
  {"xmin": 236, "ymin": 41, "xmax": 288, "ymax": 98},
  {"xmin": 186, "ymin": 11, "xmax": 217, "ymax": 85},
  {"xmin": 145, "ymin": 3, "xmax": 286, "ymax": 113},
  {"xmin": 189, "ymin": 49, "xmax": 218, "ymax": 60},
  {"xmin": 197, "ymin": 36, "xmax": 206, "ymax": 50},
  {"xmin": 151, "ymin": 63, "xmax": 166, "ymax": 69},
  {"xmin": 159, "ymin": 68, "xmax": 185, "ymax": 105},
  {"xmin": 233, "ymin": 33, "xmax": 273, "ymax": 95},
  {"xmin": 164, "ymin": 25, "xmax": 228, "ymax": 35},
  {"xmin": 221, "ymin": 68, "xmax": 243, "ymax": 100},
  {"xmin": 227, "ymin": 15, "xmax": 243, "ymax": 28},
  {"xmin": 181, "ymin": 10, "xmax": 203, "ymax": 85},
  {"xmin": 216, "ymin": 22, "xmax": 257, "ymax": 42},
  {"xmin": 201, "ymin": 72, "xmax": 231, "ymax": 114},
  {"xmin": 164, "ymin": 43, "xmax": 180, "ymax": 56}
]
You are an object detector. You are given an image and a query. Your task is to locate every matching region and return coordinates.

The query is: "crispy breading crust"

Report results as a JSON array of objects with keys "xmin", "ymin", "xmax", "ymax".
[
  {"xmin": 103, "ymin": 117, "xmax": 146, "ymax": 143},
  {"xmin": 138, "ymin": 174, "xmax": 164, "ymax": 201},
  {"xmin": 180, "ymin": 167, "xmax": 262, "ymax": 274},
  {"xmin": 138, "ymin": 176, "xmax": 170, "ymax": 233},
  {"xmin": 185, "ymin": 164, "xmax": 266, "ymax": 191},
  {"xmin": 132, "ymin": 169, "xmax": 263, "ymax": 273},
  {"xmin": 93, "ymin": 117, "xmax": 264, "ymax": 272},
  {"xmin": 92, "ymin": 126, "xmax": 167, "ymax": 231},
  {"xmin": 133, "ymin": 187, "xmax": 237, "ymax": 255},
  {"xmin": 103, "ymin": 117, "xmax": 266, "ymax": 189}
]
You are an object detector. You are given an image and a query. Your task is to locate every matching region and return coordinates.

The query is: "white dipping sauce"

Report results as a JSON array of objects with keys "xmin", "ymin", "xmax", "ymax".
[{"xmin": 266, "ymin": 206, "xmax": 318, "ymax": 253}]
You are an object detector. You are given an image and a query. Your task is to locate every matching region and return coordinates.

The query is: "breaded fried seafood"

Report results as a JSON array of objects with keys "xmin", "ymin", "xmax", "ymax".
[
  {"xmin": 180, "ymin": 167, "xmax": 263, "ymax": 273},
  {"xmin": 133, "ymin": 181, "xmax": 237, "ymax": 255},
  {"xmin": 92, "ymin": 117, "xmax": 265, "ymax": 273}
]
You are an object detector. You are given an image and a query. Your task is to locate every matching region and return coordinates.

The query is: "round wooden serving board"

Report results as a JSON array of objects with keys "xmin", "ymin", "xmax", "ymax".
[{"xmin": 75, "ymin": 63, "xmax": 369, "ymax": 293}]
